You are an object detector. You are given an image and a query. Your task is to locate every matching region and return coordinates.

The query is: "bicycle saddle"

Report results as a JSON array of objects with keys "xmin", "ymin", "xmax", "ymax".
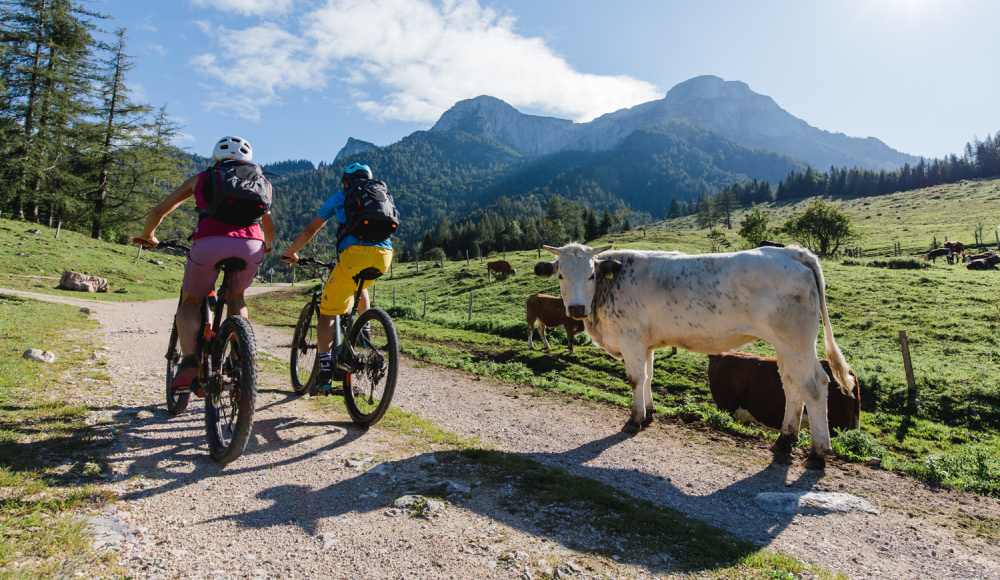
[
  {"xmin": 215, "ymin": 258, "xmax": 247, "ymax": 272},
  {"xmin": 352, "ymin": 267, "xmax": 384, "ymax": 283}
]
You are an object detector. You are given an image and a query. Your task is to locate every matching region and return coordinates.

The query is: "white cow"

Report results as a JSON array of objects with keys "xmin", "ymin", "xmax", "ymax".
[{"xmin": 534, "ymin": 243, "xmax": 853, "ymax": 469}]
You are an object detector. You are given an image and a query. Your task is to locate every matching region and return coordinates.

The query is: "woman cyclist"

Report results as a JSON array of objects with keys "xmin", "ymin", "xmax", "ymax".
[{"xmin": 136, "ymin": 136, "xmax": 276, "ymax": 391}]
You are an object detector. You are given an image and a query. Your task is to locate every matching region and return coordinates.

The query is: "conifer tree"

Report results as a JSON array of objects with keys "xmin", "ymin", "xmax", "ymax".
[
  {"xmin": 598, "ymin": 207, "xmax": 612, "ymax": 236},
  {"xmin": 583, "ymin": 208, "xmax": 599, "ymax": 241},
  {"xmin": 666, "ymin": 197, "xmax": 681, "ymax": 219}
]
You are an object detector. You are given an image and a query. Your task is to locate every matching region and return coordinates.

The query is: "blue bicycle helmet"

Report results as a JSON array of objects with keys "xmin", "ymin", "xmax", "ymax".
[{"xmin": 342, "ymin": 162, "xmax": 372, "ymax": 183}]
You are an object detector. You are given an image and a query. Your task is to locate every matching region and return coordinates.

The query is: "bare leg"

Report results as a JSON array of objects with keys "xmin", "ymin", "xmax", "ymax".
[
  {"xmin": 176, "ymin": 291, "xmax": 203, "ymax": 356},
  {"xmin": 225, "ymin": 290, "xmax": 247, "ymax": 319}
]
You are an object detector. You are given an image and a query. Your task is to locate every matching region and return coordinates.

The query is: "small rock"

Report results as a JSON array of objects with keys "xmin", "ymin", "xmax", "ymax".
[
  {"xmin": 384, "ymin": 508, "xmax": 400, "ymax": 517},
  {"xmin": 555, "ymin": 565, "xmax": 573, "ymax": 578},
  {"xmin": 28, "ymin": 229, "xmax": 42, "ymax": 234},
  {"xmin": 320, "ymin": 532, "xmax": 340, "ymax": 550},
  {"xmin": 115, "ymin": 287, "xmax": 128, "ymax": 294},
  {"xmin": 430, "ymin": 481, "xmax": 471, "ymax": 496},
  {"xmin": 135, "ymin": 410, "xmax": 154, "ymax": 420},
  {"xmin": 367, "ymin": 462, "xmax": 394, "ymax": 475},
  {"xmin": 136, "ymin": 280, "xmax": 143, "ymax": 284},
  {"xmin": 566, "ymin": 561, "xmax": 584, "ymax": 573},
  {"xmin": 416, "ymin": 453, "xmax": 438, "ymax": 465},
  {"xmin": 22, "ymin": 349, "xmax": 55, "ymax": 363},
  {"xmin": 755, "ymin": 491, "xmax": 879, "ymax": 515},
  {"xmin": 485, "ymin": 560, "xmax": 497, "ymax": 568},
  {"xmin": 243, "ymin": 553, "xmax": 257, "ymax": 561},
  {"xmin": 425, "ymin": 500, "xmax": 445, "ymax": 512},
  {"xmin": 866, "ymin": 457, "xmax": 883, "ymax": 468},
  {"xmin": 149, "ymin": 259, "xmax": 163, "ymax": 266},
  {"xmin": 393, "ymin": 495, "xmax": 422, "ymax": 509},
  {"xmin": 515, "ymin": 551, "xmax": 529, "ymax": 560},
  {"xmin": 79, "ymin": 307, "xmax": 91, "ymax": 315}
]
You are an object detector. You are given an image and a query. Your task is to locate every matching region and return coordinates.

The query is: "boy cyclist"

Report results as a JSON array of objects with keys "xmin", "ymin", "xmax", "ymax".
[{"xmin": 281, "ymin": 163, "xmax": 394, "ymax": 392}]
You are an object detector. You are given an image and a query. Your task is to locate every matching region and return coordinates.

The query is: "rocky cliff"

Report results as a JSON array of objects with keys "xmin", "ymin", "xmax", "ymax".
[{"xmin": 334, "ymin": 137, "xmax": 377, "ymax": 161}]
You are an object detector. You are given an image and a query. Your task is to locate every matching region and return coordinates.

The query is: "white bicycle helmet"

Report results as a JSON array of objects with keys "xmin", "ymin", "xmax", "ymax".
[{"xmin": 212, "ymin": 136, "xmax": 253, "ymax": 163}]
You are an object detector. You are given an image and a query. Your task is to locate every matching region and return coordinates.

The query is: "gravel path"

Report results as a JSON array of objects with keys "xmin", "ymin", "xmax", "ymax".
[{"xmin": 6, "ymin": 287, "xmax": 1000, "ymax": 580}]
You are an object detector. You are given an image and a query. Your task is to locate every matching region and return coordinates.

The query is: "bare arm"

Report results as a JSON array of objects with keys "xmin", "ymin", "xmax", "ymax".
[
  {"xmin": 281, "ymin": 216, "xmax": 327, "ymax": 263},
  {"xmin": 260, "ymin": 212, "xmax": 276, "ymax": 250},
  {"xmin": 138, "ymin": 174, "xmax": 199, "ymax": 246}
]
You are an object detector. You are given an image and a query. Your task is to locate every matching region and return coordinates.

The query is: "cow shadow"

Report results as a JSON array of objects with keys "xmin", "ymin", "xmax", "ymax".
[{"xmin": 200, "ymin": 430, "xmax": 813, "ymax": 574}]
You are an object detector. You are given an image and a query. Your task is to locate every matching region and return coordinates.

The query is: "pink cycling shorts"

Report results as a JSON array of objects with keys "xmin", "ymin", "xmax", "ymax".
[{"xmin": 182, "ymin": 236, "xmax": 264, "ymax": 297}]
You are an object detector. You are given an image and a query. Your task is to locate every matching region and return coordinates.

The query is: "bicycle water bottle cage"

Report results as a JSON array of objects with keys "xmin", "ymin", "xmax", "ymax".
[
  {"xmin": 352, "ymin": 267, "xmax": 383, "ymax": 283},
  {"xmin": 215, "ymin": 258, "xmax": 248, "ymax": 272}
]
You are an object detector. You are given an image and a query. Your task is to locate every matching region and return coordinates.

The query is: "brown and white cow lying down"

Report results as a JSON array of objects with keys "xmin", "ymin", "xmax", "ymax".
[
  {"xmin": 526, "ymin": 294, "xmax": 585, "ymax": 354},
  {"xmin": 965, "ymin": 250, "xmax": 997, "ymax": 262},
  {"xmin": 535, "ymin": 243, "xmax": 852, "ymax": 469},
  {"xmin": 967, "ymin": 255, "xmax": 1000, "ymax": 270},
  {"xmin": 707, "ymin": 351, "xmax": 860, "ymax": 434}
]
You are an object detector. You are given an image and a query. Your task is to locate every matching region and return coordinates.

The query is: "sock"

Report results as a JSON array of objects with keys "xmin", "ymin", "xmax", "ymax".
[{"xmin": 319, "ymin": 350, "xmax": 332, "ymax": 372}]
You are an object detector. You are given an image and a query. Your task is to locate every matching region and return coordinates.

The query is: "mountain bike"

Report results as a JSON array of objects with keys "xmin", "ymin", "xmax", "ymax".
[
  {"xmin": 134, "ymin": 238, "xmax": 258, "ymax": 464},
  {"xmin": 289, "ymin": 258, "xmax": 398, "ymax": 426}
]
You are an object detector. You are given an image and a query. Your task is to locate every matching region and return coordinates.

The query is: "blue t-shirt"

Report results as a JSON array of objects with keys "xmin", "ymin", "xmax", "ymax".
[{"xmin": 316, "ymin": 189, "xmax": 393, "ymax": 253}]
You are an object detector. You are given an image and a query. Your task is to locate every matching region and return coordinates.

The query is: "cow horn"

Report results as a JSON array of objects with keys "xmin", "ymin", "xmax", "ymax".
[
  {"xmin": 589, "ymin": 245, "xmax": 613, "ymax": 256},
  {"xmin": 542, "ymin": 245, "xmax": 563, "ymax": 257}
]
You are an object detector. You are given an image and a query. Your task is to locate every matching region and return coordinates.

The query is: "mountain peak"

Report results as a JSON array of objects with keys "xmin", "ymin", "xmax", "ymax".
[
  {"xmin": 334, "ymin": 137, "xmax": 377, "ymax": 161},
  {"xmin": 664, "ymin": 75, "xmax": 755, "ymax": 102}
]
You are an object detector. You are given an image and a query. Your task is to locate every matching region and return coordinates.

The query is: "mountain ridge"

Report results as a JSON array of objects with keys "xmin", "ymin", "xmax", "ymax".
[{"xmin": 430, "ymin": 75, "xmax": 918, "ymax": 171}]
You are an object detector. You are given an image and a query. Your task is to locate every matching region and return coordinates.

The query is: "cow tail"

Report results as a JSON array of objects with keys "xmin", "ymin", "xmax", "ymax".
[{"xmin": 796, "ymin": 251, "xmax": 854, "ymax": 398}]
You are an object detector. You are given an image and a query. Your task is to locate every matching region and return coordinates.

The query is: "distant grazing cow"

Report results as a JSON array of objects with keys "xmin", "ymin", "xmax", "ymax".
[
  {"xmin": 486, "ymin": 260, "xmax": 516, "ymax": 279},
  {"xmin": 707, "ymin": 352, "xmax": 860, "ymax": 435},
  {"xmin": 526, "ymin": 294, "xmax": 586, "ymax": 354},
  {"xmin": 535, "ymin": 243, "xmax": 853, "ymax": 469},
  {"xmin": 967, "ymin": 255, "xmax": 1000, "ymax": 270},
  {"xmin": 758, "ymin": 240, "xmax": 785, "ymax": 248},
  {"xmin": 924, "ymin": 247, "xmax": 952, "ymax": 263},
  {"xmin": 944, "ymin": 241, "xmax": 965, "ymax": 260}
]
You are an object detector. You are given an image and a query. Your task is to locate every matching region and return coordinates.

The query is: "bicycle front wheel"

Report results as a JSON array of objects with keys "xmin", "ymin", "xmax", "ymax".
[
  {"xmin": 343, "ymin": 308, "xmax": 398, "ymax": 426},
  {"xmin": 290, "ymin": 301, "xmax": 319, "ymax": 394},
  {"xmin": 164, "ymin": 323, "xmax": 189, "ymax": 416},
  {"xmin": 205, "ymin": 316, "xmax": 258, "ymax": 464}
]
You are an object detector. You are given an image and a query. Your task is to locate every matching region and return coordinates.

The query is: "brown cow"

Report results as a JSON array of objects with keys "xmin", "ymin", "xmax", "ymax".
[
  {"xmin": 486, "ymin": 260, "xmax": 516, "ymax": 278},
  {"xmin": 707, "ymin": 351, "xmax": 861, "ymax": 435},
  {"xmin": 924, "ymin": 247, "xmax": 952, "ymax": 263},
  {"xmin": 526, "ymin": 294, "xmax": 585, "ymax": 354}
]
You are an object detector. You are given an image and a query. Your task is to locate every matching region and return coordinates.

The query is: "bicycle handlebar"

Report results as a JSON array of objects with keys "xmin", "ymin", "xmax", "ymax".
[
  {"xmin": 132, "ymin": 237, "xmax": 192, "ymax": 252},
  {"xmin": 294, "ymin": 257, "xmax": 337, "ymax": 270}
]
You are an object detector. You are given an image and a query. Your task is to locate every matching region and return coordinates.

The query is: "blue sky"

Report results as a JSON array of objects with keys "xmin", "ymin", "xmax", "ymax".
[{"xmin": 95, "ymin": 0, "xmax": 1000, "ymax": 166}]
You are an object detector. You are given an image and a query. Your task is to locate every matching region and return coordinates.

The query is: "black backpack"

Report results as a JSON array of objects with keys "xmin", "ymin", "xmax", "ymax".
[
  {"xmin": 339, "ymin": 178, "xmax": 399, "ymax": 243},
  {"xmin": 200, "ymin": 161, "xmax": 272, "ymax": 227}
]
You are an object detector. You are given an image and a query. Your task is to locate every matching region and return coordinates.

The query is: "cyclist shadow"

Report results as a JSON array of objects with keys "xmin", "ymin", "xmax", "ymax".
[{"xmin": 116, "ymin": 408, "xmax": 369, "ymax": 504}]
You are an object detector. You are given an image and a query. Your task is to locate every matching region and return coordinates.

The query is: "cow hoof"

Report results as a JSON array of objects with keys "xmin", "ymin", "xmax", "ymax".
[
  {"xmin": 770, "ymin": 440, "xmax": 793, "ymax": 455},
  {"xmin": 803, "ymin": 451, "xmax": 827, "ymax": 471},
  {"xmin": 641, "ymin": 410, "xmax": 655, "ymax": 427},
  {"xmin": 621, "ymin": 420, "xmax": 641, "ymax": 434}
]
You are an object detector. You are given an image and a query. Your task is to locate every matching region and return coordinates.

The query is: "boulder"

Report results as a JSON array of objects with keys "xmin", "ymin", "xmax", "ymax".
[
  {"xmin": 755, "ymin": 491, "xmax": 878, "ymax": 515},
  {"xmin": 23, "ymin": 349, "xmax": 56, "ymax": 363},
  {"xmin": 59, "ymin": 271, "xmax": 109, "ymax": 293}
]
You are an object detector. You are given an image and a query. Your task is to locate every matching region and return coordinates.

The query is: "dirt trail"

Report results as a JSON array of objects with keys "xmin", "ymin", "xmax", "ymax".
[{"xmin": 6, "ymin": 287, "xmax": 1000, "ymax": 580}]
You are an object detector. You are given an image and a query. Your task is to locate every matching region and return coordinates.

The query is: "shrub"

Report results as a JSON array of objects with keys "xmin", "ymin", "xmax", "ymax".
[
  {"xmin": 865, "ymin": 258, "xmax": 930, "ymax": 270},
  {"xmin": 831, "ymin": 429, "xmax": 887, "ymax": 461}
]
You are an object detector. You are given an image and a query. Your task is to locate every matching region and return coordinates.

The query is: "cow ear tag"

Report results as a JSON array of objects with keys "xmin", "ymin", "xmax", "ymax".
[{"xmin": 604, "ymin": 272, "xmax": 614, "ymax": 279}]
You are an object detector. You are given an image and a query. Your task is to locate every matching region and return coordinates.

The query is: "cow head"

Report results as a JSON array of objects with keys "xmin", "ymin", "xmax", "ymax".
[{"xmin": 534, "ymin": 243, "xmax": 621, "ymax": 319}]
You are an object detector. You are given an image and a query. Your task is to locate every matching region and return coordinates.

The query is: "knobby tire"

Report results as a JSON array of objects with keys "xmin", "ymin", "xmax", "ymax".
[
  {"xmin": 290, "ymin": 301, "xmax": 319, "ymax": 394},
  {"xmin": 343, "ymin": 308, "xmax": 398, "ymax": 426},
  {"xmin": 164, "ymin": 323, "xmax": 189, "ymax": 415},
  {"xmin": 205, "ymin": 316, "xmax": 258, "ymax": 464}
]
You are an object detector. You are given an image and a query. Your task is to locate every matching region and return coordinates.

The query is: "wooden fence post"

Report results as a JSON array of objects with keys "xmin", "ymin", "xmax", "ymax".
[
  {"xmin": 468, "ymin": 291, "xmax": 473, "ymax": 321},
  {"xmin": 899, "ymin": 330, "xmax": 917, "ymax": 393},
  {"xmin": 415, "ymin": 256, "xmax": 420, "ymax": 272},
  {"xmin": 995, "ymin": 230, "xmax": 999, "ymax": 250},
  {"xmin": 503, "ymin": 246, "xmax": 506, "ymax": 259},
  {"xmin": 371, "ymin": 284, "xmax": 376, "ymax": 304},
  {"xmin": 54, "ymin": 222, "xmax": 61, "ymax": 238},
  {"xmin": 423, "ymin": 292, "xmax": 427, "ymax": 317},
  {"xmin": 393, "ymin": 286, "xmax": 396, "ymax": 307},
  {"xmin": 671, "ymin": 346, "xmax": 677, "ymax": 355},
  {"xmin": 292, "ymin": 264, "xmax": 296, "ymax": 286},
  {"xmin": 390, "ymin": 260, "xmax": 393, "ymax": 279},
  {"xmin": 466, "ymin": 250, "xmax": 470, "ymax": 265},
  {"xmin": 135, "ymin": 245, "xmax": 143, "ymax": 262},
  {"xmin": 480, "ymin": 255, "xmax": 484, "ymax": 264}
]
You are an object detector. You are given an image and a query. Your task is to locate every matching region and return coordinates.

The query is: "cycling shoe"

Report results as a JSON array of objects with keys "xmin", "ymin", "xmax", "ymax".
[{"xmin": 171, "ymin": 355, "xmax": 199, "ymax": 392}]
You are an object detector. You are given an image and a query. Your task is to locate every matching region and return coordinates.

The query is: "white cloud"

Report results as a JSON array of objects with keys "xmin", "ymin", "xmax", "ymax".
[
  {"xmin": 146, "ymin": 43, "xmax": 167, "ymax": 56},
  {"xmin": 172, "ymin": 132, "xmax": 197, "ymax": 143},
  {"xmin": 190, "ymin": 0, "xmax": 295, "ymax": 17},
  {"xmin": 191, "ymin": 0, "xmax": 661, "ymax": 124}
]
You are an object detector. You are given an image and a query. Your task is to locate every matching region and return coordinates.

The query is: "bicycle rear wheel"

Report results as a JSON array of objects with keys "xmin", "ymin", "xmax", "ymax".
[
  {"xmin": 290, "ymin": 301, "xmax": 319, "ymax": 394},
  {"xmin": 164, "ymin": 323, "xmax": 189, "ymax": 416},
  {"xmin": 343, "ymin": 308, "xmax": 398, "ymax": 426},
  {"xmin": 205, "ymin": 316, "xmax": 258, "ymax": 464}
]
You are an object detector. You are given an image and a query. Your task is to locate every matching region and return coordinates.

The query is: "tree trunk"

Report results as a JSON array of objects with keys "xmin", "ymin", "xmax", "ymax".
[{"xmin": 92, "ymin": 33, "xmax": 126, "ymax": 240}]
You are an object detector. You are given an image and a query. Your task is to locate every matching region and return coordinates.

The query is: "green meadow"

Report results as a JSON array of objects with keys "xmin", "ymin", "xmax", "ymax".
[{"xmin": 251, "ymin": 177, "xmax": 1000, "ymax": 496}]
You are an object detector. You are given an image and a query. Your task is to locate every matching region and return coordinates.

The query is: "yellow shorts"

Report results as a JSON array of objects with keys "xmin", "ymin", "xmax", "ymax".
[{"xmin": 319, "ymin": 245, "xmax": 393, "ymax": 316}]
